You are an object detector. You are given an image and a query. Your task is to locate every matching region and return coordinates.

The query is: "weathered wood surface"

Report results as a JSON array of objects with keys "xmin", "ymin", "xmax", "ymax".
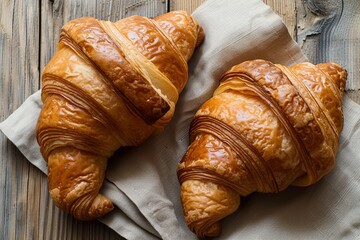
[{"xmin": 1, "ymin": 0, "xmax": 359, "ymax": 239}]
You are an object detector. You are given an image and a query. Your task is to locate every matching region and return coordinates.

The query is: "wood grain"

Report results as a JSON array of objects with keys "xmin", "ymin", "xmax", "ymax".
[
  {"xmin": 296, "ymin": 0, "xmax": 360, "ymax": 100},
  {"xmin": 0, "ymin": 0, "xmax": 41, "ymax": 239},
  {"xmin": 169, "ymin": 1, "xmax": 297, "ymax": 37},
  {"xmin": 169, "ymin": 0, "xmax": 205, "ymax": 13}
]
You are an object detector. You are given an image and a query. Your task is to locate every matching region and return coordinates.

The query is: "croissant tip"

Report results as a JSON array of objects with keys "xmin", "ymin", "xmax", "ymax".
[
  {"xmin": 196, "ymin": 26, "xmax": 205, "ymax": 47},
  {"xmin": 192, "ymin": 222, "xmax": 222, "ymax": 239},
  {"xmin": 316, "ymin": 62, "xmax": 347, "ymax": 94},
  {"xmin": 85, "ymin": 194, "xmax": 114, "ymax": 220},
  {"xmin": 180, "ymin": 180, "xmax": 240, "ymax": 238},
  {"xmin": 72, "ymin": 202, "xmax": 114, "ymax": 221}
]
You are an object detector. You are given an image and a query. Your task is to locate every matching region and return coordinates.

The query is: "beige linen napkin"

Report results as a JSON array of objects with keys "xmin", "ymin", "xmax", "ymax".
[{"xmin": 1, "ymin": 0, "xmax": 360, "ymax": 239}]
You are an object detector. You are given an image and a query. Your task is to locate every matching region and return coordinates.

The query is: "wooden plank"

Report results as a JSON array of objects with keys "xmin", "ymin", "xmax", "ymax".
[
  {"xmin": 346, "ymin": 91, "xmax": 360, "ymax": 104},
  {"xmin": 0, "ymin": 0, "xmax": 41, "ymax": 240},
  {"xmin": 296, "ymin": 0, "xmax": 360, "ymax": 102},
  {"xmin": 169, "ymin": 0, "xmax": 205, "ymax": 13},
  {"xmin": 0, "ymin": 0, "xmax": 40, "ymax": 119},
  {"xmin": 170, "ymin": 1, "xmax": 297, "ymax": 38}
]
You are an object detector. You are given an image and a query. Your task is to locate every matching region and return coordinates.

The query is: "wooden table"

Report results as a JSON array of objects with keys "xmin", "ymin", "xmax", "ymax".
[{"xmin": 1, "ymin": 0, "xmax": 359, "ymax": 239}]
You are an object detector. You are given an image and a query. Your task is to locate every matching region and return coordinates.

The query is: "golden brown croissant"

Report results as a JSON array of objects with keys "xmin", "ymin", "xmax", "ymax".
[
  {"xmin": 36, "ymin": 10, "xmax": 204, "ymax": 220},
  {"xmin": 177, "ymin": 59, "xmax": 347, "ymax": 237}
]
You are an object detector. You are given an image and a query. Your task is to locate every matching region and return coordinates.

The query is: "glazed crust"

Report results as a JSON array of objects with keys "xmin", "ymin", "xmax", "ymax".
[
  {"xmin": 36, "ymin": 10, "xmax": 204, "ymax": 220},
  {"xmin": 177, "ymin": 59, "xmax": 347, "ymax": 237}
]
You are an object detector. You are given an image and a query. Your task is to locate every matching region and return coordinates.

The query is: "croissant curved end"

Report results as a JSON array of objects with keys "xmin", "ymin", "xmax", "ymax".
[
  {"xmin": 195, "ymin": 24, "xmax": 205, "ymax": 48},
  {"xmin": 181, "ymin": 180, "xmax": 240, "ymax": 238},
  {"xmin": 74, "ymin": 194, "xmax": 114, "ymax": 220},
  {"xmin": 316, "ymin": 62, "xmax": 347, "ymax": 96},
  {"xmin": 50, "ymin": 189, "xmax": 114, "ymax": 220}
]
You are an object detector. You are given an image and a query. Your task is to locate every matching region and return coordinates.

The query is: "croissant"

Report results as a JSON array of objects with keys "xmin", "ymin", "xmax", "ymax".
[
  {"xmin": 36, "ymin": 10, "xmax": 204, "ymax": 220},
  {"xmin": 177, "ymin": 59, "xmax": 347, "ymax": 237}
]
